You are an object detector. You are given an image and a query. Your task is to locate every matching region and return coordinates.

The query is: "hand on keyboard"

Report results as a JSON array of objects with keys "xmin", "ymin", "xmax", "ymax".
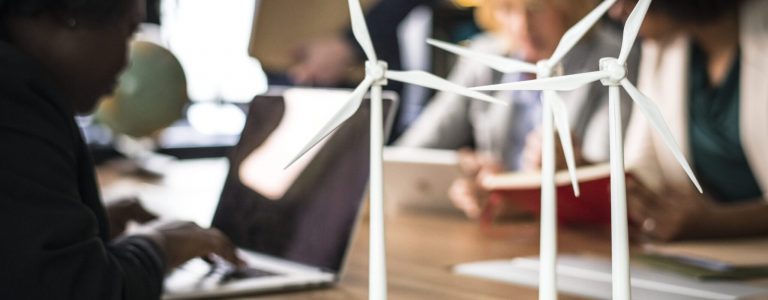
[{"xmin": 205, "ymin": 256, "xmax": 276, "ymax": 284}]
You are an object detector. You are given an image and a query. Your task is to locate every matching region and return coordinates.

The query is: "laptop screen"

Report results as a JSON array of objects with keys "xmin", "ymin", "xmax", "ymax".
[{"xmin": 212, "ymin": 88, "xmax": 397, "ymax": 273}]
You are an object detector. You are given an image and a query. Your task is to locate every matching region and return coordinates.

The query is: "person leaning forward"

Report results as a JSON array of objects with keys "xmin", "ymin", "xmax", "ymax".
[{"xmin": 0, "ymin": 0, "xmax": 242, "ymax": 299}]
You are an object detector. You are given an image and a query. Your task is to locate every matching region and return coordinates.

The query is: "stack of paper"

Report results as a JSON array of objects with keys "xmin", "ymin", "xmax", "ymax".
[
  {"xmin": 641, "ymin": 238, "xmax": 768, "ymax": 280},
  {"xmin": 453, "ymin": 254, "xmax": 768, "ymax": 299}
]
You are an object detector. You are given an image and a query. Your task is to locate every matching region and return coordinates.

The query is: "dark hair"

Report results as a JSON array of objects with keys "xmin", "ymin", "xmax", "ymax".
[
  {"xmin": 649, "ymin": 0, "xmax": 745, "ymax": 24},
  {"xmin": 0, "ymin": 0, "xmax": 131, "ymax": 23}
]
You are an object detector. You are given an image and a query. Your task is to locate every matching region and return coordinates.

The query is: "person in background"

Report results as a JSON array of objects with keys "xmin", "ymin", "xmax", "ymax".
[
  {"xmin": 289, "ymin": 0, "xmax": 437, "ymax": 141},
  {"xmin": 145, "ymin": 0, "xmax": 160, "ymax": 24},
  {"xmin": 0, "ymin": 0, "xmax": 242, "ymax": 299},
  {"xmin": 396, "ymin": 0, "xmax": 638, "ymax": 219},
  {"xmin": 289, "ymin": 0, "xmax": 434, "ymax": 87},
  {"xmin": 615, "ymin": 0, "xmax": 768, "ymax": 241}
]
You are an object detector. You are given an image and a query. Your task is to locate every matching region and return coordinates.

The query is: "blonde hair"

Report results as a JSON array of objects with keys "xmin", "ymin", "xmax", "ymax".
[{"xmin": 475, "ymin": 0, "xmax": 599, "ymax": 33}]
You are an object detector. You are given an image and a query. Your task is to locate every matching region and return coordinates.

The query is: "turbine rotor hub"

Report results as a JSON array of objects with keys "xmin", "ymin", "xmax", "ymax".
[
  {"xmin": 599, "ymin": 58, "xmax": 627, "ymax": 86},
  {"xmin": 366, "ymin": 61, "xmax": 388, "ymax": 84},
  {"xmin": 536, "ymin": 61, "xmax": 554, "ymax": 78}
]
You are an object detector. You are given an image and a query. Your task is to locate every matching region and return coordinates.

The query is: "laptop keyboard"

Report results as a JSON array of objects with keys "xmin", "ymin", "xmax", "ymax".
[
  {"xmin": 217, "ymin": 266, "xmax": 277, "ymax": 283},
  {"xmin": 204, "ymin": 257, "xmax": 278, "ymax": 284}
]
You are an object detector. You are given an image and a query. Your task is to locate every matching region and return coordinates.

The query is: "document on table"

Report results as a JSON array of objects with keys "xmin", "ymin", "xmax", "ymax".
[{"xmin": 453, "ymin": 254, "xmax": 768, "ymax": 300}]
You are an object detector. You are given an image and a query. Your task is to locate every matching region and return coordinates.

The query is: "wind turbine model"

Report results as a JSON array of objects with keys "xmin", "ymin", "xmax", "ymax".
[
  {"xmin": 285, "ymin": 1, "xmax": 504, "ymax": 299},
  {"xmin": 473, "ymin": 0, "xmax": 703, "ymax": 299},
  {"xmin": 428, "ymin": 1, "xmax": 616, "ymax": 298}
]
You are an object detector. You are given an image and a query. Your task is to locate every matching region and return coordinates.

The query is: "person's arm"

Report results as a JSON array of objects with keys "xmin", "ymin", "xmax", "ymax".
[
  {"xmin": 394, "ymin": 89, "xmax": 474, "ymax": 149},
  {"xmin": 699, "ymin": 199, "xmax": 768, "ymax": 238},
  {"xmin": 448, "ymin": 149, "xmax": 503, "ymax": 219},
  {"xmin": 627, "ymin": 177, "xmax": 768, "ymax": 241},
  {"xmin": 624, "ymin": 101, "xmax": 665, "ymax": 193},
  {"xmin": 105, "ymin": 197, "xmax": 158, "ymax": 239},
  {"xmin": 394, "ymin": 35, "xmax": 492, "ymax": 149},
  {"xmin": 0, "ymin": 130, "xmax": 165, "ymax": 300},
  {"xmin": 519, "ymin": 128, "xmax": 588, "ymax": 171}
]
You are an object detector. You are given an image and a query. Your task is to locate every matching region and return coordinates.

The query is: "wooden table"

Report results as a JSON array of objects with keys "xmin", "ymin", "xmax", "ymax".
[
  {"xmin": 98, "ymin": 158, "xmax": 613, "ymax": 299},
  {"xmin": 246, "ymin": 210, "xmax": 613, "ymax": 300}
]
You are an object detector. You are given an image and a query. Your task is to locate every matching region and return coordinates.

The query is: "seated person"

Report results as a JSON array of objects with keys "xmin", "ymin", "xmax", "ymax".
[
  {"xmin": 396, "ymin": 0, "xmax": 638, "ymax": 218},
  {"xmin": 288, "ymin": 0, "xmax": 435, "ymax": 87},
  {"xmin": 288, "ymin": 0, "xmax": 437, "ymax": 141},
  {"xmin": 614, "ymin": 0, "xmax": 768, "ymax": 241},
  {"xmin": 0, "ymin": 0, "xmax": 241, "ymax": 299}
]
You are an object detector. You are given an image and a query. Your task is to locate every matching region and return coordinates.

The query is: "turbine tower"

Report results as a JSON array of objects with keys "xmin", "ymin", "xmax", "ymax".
[
  {"xmin": 286, "ymin": 1, "xmax": 504, "ymax": 299},
  {"xmin": 472, "ymin": 0, "xmax": 702, "ymax": 298},
  {"xmin": 427, "ymin": 1, "xmax": 617, "ymax": 298}
]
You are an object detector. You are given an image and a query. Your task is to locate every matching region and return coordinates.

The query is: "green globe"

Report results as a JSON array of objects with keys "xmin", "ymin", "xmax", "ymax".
[{"xmin": 96, "ymin": 40, "xmax": 188, "ymax": 138}]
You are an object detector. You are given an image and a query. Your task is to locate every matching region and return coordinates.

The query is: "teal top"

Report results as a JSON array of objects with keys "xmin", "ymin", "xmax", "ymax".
[{"xmin": 688, "ymin": 43, "xmax": 763, "ymax": 203}]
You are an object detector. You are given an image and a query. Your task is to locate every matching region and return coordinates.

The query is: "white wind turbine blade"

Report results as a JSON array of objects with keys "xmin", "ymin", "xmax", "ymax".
[
  {"xmin": 618, "ymin": 0, "xmax": 651, "ymax": 64},
  {"xmin": 348, "ymin": 0, "xmax": 377, "ymax": 62},
  {"xmin": 385, "ymin": 70, "xmax": 506, "ymax": 105},
  {"xmin": 546, "ymin": 91, "xmax": 581, "ymax": 196},
  {"xmin": 284, "ymin": 77, "xmax": 375, "ymax": 168},
  {"xmin": 548, "ymin": 0, "xmax": 617, "ymax": 67},
  {"xmin": 473, "ymin": 71, "xmax": 609, "ymax": 92},
  {"xmin": 620, "ymin": 79, "xmax": 703, "ymax": 193},
  {"xmin": 427, "ymin": 39, "xmax": 538, "ymax": 74}
]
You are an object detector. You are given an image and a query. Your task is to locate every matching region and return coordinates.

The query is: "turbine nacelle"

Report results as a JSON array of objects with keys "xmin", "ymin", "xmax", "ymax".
[{"xmin": 599, "ymin": 58, "xmax": 628, "ymax": 86}]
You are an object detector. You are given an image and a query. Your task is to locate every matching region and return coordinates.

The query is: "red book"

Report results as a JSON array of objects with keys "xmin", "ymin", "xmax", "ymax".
[{"xmin": 481, "ymin": 164, "xmax": 620, "ymax": 226}]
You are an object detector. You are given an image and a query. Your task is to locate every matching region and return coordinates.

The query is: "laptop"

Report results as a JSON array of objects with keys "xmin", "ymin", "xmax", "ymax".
[
  {"xmin": 383, "ymin": 147, "xmax": 461, "ymax": 214},
  {"xmin": 163, "ymin": 87, "xmax": 398, "ymax": 299}
]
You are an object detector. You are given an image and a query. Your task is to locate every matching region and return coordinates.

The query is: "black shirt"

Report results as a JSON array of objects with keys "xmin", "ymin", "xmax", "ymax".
[{"xmin": 0, "ymin": 41, "xmax": 165, "ymax": 299}]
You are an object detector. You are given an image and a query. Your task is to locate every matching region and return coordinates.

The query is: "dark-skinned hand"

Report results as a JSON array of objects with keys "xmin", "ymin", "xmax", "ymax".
[
  {"xmin": 105, "ymin": 197, "xmax": 158, "ymax": 239},
  {"xmin": 135, "ymin": 220, "xmax": 246, "ymax": 271}
]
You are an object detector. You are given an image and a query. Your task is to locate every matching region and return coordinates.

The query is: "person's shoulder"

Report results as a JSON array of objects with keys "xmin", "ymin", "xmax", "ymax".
[
  {"xmin": 0, "ymin": 57, "xmax": 77, "ymax": 161},
  {"xmin": 564, "ymin": 25, "xmax": 642, "ymax": 75},
  {"xmin": 441, "ymin": 33, "xmax": 505, "ymax": 86},
  {"xmin": 0, "ymin": 79, "xmax": 72, "ymax": 135},
  {"xmin": 0, "ymin": 44, "xmax": 81, "ymax": 198},
  {"xmin": 0, "ymin": 45, "xmax": 72, "ymax": 129},
  {"xmin": 587, "ymin": 25, "xmax": 624, "ymax": 60},
  {"xmin": 741, "ymin": 0, "xmax": 768, "ymax": 45},
  {"xmin": 463, "ymin": 33, "xmax": 507, "ymax": 54},
  {"xmin": 460, "ymin": 33, "xmax": 507, "ymax": 73},
  {"xmin": 742, "ymin": 0, "xmax": 768, "ymax": 22},
  {"xmin": 0, "ymin": 77, "xmax": 80, "ymax": 196}
]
